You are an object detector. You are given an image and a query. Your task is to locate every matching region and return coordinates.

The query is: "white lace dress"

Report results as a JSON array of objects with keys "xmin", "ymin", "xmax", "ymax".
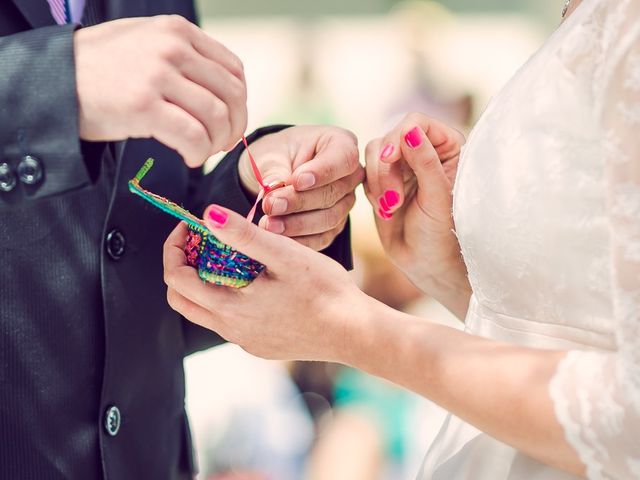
[{"xmin": 418, "ymin": 1, "xmax": 640, "ymax": 478}]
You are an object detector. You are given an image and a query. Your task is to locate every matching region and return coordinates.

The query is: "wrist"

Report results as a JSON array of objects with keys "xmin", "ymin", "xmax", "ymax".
[
  {"xmin": 407, "ymin": 261, "xmax": 472, "ymax": 320},
  {"xmin": 337, "ymin": 295, "xmax": 440, "ymax": 386},
  {"xmin": 333, "ymin": 293, "xmax": 389, "ymax": 367}
]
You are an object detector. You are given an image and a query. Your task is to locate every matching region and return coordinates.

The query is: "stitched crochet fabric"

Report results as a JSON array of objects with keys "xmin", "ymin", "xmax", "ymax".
[{"xmin": 128, "ymin": 159, "xmax": 265, "ymax": 288}]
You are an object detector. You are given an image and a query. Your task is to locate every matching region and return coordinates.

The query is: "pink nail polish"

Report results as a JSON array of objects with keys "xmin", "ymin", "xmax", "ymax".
[
  {"xmin": 378, "ymin": 195, "xmax": 390, "ymax": 212},
  {"xmin": 405, "ymin": 127, "xmax": 423, "ymax": 149},
  {"xmin": 380, "ymin": 143, "xmax": 395, "ymax": 160},
  {"xmin": 208, "ymin": 206, "xmax": 228, "ymax": 228},
  {"xmin": 378, "ymin": 207, "xmax": 393, "ymax": 220},
  {"xmin": 384, "ymin": 190, "xmax": 400, "ymax": 208}
]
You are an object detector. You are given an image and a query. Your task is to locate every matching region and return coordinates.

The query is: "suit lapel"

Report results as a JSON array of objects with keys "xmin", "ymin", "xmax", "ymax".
[{"xmin": 10, "ymin": 0, "xmax": 56, "ymax": 28}]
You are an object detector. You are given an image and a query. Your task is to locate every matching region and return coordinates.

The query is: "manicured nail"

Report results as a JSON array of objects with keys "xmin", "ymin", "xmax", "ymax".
[
  {"xmin": 384, "ymin": 190, "xmax": 400, "ymax": 208},
  {"xmin": 405, "ymin": 127, "xmax": 423, "ymax": 149},
  {"xmin": 207, "ymin": 206, "xmax": 228, "ymax": 228},
  {"xmin": 380, "ymin": 143, "xmax": 395, "ymax": 161},
  {"xmin": 378, "ymin": 195, "xmax": 390, "ymax": 212},
  {"xmin": 378, "ymin": 207, "xmax": 393, "ymax": 220},
  {"xmin": 266, "ymin": 217, "xmax": 285, "ymax": 234},
  {"xmin": 296, "ymin": 172, "xmax": 316, "ymax": 190},
  {"xmin": 269, "ymin": 197, "xmax": 288, "ymax": 216}
]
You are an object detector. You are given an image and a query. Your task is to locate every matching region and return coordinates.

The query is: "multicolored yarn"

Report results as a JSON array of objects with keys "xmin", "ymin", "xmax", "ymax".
[{"xmin": 128, "ymin": 158, "xmax": 265, "ymax": 288}]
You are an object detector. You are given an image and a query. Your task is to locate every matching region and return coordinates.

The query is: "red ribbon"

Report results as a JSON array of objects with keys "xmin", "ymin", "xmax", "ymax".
[{"xmin": 241, "ymin": 136, "xmax": 286, "ymax": 222}]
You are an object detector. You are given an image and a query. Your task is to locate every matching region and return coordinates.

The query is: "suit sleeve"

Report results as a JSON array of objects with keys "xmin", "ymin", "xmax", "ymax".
[
  {"xmin": 182, "ymin": 124, "xmax": 354, "ymax": 356},
  {"xmin": 0, "ymin": 24, "xmax": 89, "ymax": 202}
]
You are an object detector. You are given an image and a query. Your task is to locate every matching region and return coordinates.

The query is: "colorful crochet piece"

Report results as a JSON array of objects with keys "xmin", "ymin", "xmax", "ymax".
[{"xmin": 128, "ymin": 158, "xmax": 265, "ymax": 288}]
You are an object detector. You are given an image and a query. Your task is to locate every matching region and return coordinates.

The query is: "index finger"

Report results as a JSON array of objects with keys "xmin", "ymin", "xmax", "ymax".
[
  {"xmin": 203, "ymin": 205, "xmax": 298, "ymax": 270},
  {"xmin": 291, "ymin": 136, "xmax": 360, "ymax": 191},
  {"xmin": 380, "ymin": 113, "xmax": 464, "ymax": 164}
]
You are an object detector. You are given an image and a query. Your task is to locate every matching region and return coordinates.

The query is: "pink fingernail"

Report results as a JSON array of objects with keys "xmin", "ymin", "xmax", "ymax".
[
  {"xmin": 384, "ymin": 190, "xmax": 400, "ymax": 208},
  {"xmin": 380, "ymin": 143, "xmax": 395, "ymax": 160},
  {"xmin": 296, "ymin": 173, "xmax": 316, "ymax": 190},
  {"xmin": 207, "ymin": 206, "xmax": 228, "ymax": 228},
  {"xmin": 266, "ymin": 218, "xmax": 285, "ymax": 234},
  {"xmin": 378, "ymin": 195, "xmax": 390, "ymax": 212},
  {"xmin": 405, "ymin": 127, "xmax": 423, "ymax": 149},
  {"xmin": 269, "ymin": 197, "xmax": 288, "ymax": 216},
  {"xmin": 378, "ymin": 207, "xmax": 393, "ymax": 220}
]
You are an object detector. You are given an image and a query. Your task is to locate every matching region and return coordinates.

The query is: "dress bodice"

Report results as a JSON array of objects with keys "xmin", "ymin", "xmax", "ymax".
[
  {"xmin": 453, "ymin": 4, "xmax": 615, "ymax": 350},
  {"xmin": 421, "ymin": 1, "xmax": 640, "ymax": 478}
]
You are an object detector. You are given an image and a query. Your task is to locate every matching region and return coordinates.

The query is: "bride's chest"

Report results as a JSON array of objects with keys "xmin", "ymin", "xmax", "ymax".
[{"xmin": 452, "ymin": 36, "xmax": 614, "ymax": 335}]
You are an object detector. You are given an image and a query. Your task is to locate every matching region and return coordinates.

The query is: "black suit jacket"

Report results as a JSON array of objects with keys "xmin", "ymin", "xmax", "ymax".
[{"xmin": 0, "ymin": 1, "xmax": 352, "ymax": 479}]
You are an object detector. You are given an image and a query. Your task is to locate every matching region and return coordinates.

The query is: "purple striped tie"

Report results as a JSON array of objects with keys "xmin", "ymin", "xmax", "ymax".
[{"xmin": 46, "ymin": 0, "xmax": 86, "ymax": 25}]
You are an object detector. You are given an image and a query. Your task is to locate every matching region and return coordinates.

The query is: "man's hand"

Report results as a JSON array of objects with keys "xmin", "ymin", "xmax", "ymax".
[
  {"xmin": 238, "ymin": 126, "xmax": 364, "ymax": 251},
  {"xmin": 75, "ymin": 15, "xmax": 247, "ymax": 167}
]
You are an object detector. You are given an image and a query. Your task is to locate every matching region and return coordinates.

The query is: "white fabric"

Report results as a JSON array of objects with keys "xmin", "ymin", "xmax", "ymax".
[{"xmin": 418, "ymin": 1, "xmax": 640, "ymax": 478}]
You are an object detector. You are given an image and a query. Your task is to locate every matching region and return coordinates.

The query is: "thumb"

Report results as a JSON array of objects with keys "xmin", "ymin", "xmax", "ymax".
[
  {"xmin": 254, "ymin": 151, "xmax": 293, "ymax": 189},
  {"xmin": 203, "ymin": 204, "xmax": 292, "ymax": 270},
  {"xmin": 401, "ymin": 126, "xmax": 452, "ymax": 217}
]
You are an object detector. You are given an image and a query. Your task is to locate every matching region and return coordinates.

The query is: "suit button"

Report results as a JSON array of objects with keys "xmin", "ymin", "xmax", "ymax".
[
  {"xmin": 0, "ymin": 163, "xmax": 16, "ymax": 192},
  {"xmin": 106, "ymin": 229, "xmax": 126, "ymax": 260},
  {"xmin": 17, "ymin": 155, "xmax": 43, "ymax": 185},
  {"xmin": 104, "ymin": 405, "xmax": 121, "ymax": 436}
]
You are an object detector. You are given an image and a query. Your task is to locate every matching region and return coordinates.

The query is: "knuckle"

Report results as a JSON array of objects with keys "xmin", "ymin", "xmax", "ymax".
[
  {"xmin": 211, "ymin": 102, "xmax": 229, "ymax": 125},
  {"xmin": 324, "ymin": 207, "xmax": 340, "ymax": 229},
  {"xmin": 310, "ymin": 230, "xmax": 334, "ymax": 251},
  {"xmin": 343, "ymin": 143, "xmax": 360, "ymax": 173},
  {"xmin": 157, "ymin": 14, "xmax": 190, "ymax": 33},
  {"xmin": 345, "ymin": 192, "xmax": 356, "ymax": 211},
  {"xmin": 235, "ymin": 224, "xmax": 258, "ymax": 249},
  {"xmin": 230, "ymin": 76, "xmax": 248, "ymax": 103},
  {"xmin": 322, "ymin": 182, "xmax": 339, "ymax": 207},
  {"xmin": 321, "ymin": 162, "xmax": 337, "ymax": 183},
  {"xmin": 145, "ymin": 63, "xmax": 171, "ymax": 88},
  {"xmin": 421, "ymin": 149, "xmax": 439, "ymax": 167},
  {"xmin": 129, "ymin": 89, "xmax": 156, "ymax": 115},
  {"xmin": 320, "ymin": 231, "xmax": 335, "ymax": 250},
  {"xmin": 291, "ymin": 192, "xmax": 305, "ymax": 212},
  {"xmin": 158, "ymin": 40, "xmax": 190, "ymax": 65},
  {"xmin": 183, "ymin": 121, "xmax": 207, "ymax": 145},
  {"xmin": 230, "ymin": 56, "xmax": 245, "ymax": 78},
  {"xmin": 166, "ymin": 288, "xmax": 178, "ymax": 309},
  {"xmin": 163, "ymin": 270, "xmax": 173, "ymax": 287}
]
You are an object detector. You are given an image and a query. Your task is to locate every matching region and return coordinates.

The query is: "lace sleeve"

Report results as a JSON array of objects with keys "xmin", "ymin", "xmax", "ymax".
[{"xmin": 549, "ymin": 3, "xmax": 640, "ymax": 479}]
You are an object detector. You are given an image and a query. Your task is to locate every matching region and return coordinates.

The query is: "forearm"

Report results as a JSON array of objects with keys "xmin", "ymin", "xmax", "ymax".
[{"xmin": 344, "ymin": 298, "xmax": 585, "ymax": 476}]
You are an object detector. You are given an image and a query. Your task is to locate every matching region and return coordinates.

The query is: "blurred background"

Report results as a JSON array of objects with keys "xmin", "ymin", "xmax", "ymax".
[{"xmin": 185, "ymin": 1, "xmax": 561, "ymax": 479}]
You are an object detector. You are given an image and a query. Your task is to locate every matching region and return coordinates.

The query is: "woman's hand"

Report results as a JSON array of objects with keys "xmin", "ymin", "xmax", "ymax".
[
  {"xmin": 238, "ymin": 125, "xmax": 364, "ymax": 251},
  {"xmin": 163, "ymin": 205, "xmax": 585, "ymax": 477},
  {"xmin": 364, "ymin": 113, "xmax": 471, "ymax": 319},
  {"xmin": 163, "ymin": 208, "xmax": 370, "ymax": 362}
]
